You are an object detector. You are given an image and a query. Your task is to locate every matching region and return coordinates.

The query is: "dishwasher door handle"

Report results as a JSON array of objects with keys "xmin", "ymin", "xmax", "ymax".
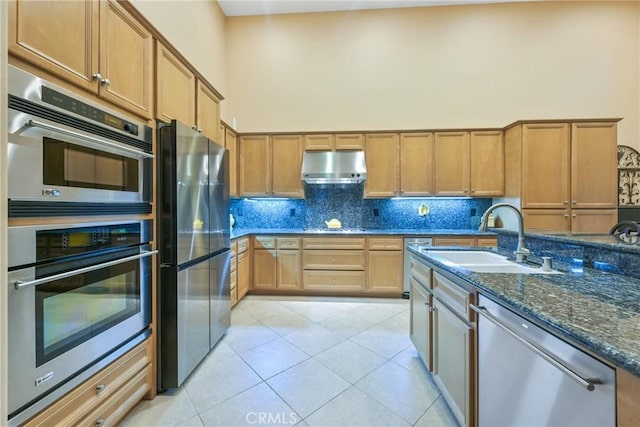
[{"xmin": 471, "ymin": 304, "xmax": 598, "ymax": 391}]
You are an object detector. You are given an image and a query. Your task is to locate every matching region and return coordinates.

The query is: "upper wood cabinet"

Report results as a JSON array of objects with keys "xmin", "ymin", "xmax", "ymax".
[
  {"xmin": 304, "ymin": 134, "xmax": 334, "ymax": 151},
  {"xmin": 271, "ymin": 135, "xmax": 304, "ymax": 198},
  {"xmin": 239, "ymin": 135, "xmax": 271, "ymax": 196},
  {"xmin": 434, "ymin": 132, "xmax": 471, "ymax": 196},
  {"xmin": 304, "ymin": 133, "xmax": 364, "ymax": 151},
  {"xmin": 156, "ymin": 43, "xmax": 221, "ymax": 142},
  {"xmin": 400, "ymin": 132, "xmax": 434, "ymax": 196},
  {"xmin": 9, "ymin": 0, "xmax": 153, "ymax": 120},
  {"xmin": 335, "ymin": 134, "xmax": 365, "ymax": 150},
  {"xmin": 239, "ymin": 135, "xmax": 303, "ymax": 197},
  {"xmin": 365, "ymin": 133, "xmax": 399, "ymax": 198},
  {"xmin": 196, "ymin": 80, "xmax": 221, "ymax": 143},
  {"xmin": 506, "ymin": 120, "xmax": 619, "ymax": 233},
  {"xmin": 571, "ymin": 122, "xmax": 618, "ymax": 209},
  {"xmin": 224, "ymin": 126, "xmax": 239, "ymax": 197},
  {"xmin": 469, "ymin": 130, "xmax": 504, "ymax": 197},
  {"xmin": 156, "ymin": 42, "xmax": 195, "ymax": 126},
  {"xmin": 521, "ymin": 123, "xmax": 571, "ymax": 209}
]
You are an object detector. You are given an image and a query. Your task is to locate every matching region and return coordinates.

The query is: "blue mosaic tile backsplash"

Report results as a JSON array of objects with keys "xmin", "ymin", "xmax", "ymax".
[{"xmin": 230, "ymin": 184, "xmax": 493, "ymax": 230}]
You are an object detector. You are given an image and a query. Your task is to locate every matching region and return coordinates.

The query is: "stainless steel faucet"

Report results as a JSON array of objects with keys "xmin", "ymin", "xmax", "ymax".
[{"xmin": 479, "ymin": 203, "xmax": 531, "ymax": 263}]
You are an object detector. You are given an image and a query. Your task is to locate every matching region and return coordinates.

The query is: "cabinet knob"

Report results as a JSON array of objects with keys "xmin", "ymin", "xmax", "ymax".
[
  {"xmin": 564, "ymin": 214, "xmax": 569, "ymax": 218},
  {"xmin": 96, "ymin": 420, "xmax": 105, "ymax": 427},
  {"xmin": 471, "ymin": 189, "xmax": 476, "ymax": 193},
  {"xmin": 96, "ymin": 384, "xmax": 106, "ymax": 395},
  {"xmin": 464, "ymin": 188, "xmax": 468, "ymax": 193},
  {"xmin": 92, "ymin": 73, "xmax": 103, "ymax": 82},
  {"xmin": 564, "ymin": 200, "xmax": 568, "ymax": 205},
  {"xmin": 331, "ymin": 257, "xmax": 336, "ymax": 263},
  {"xmin": 100, "ymin": 78, "xmax": 110, "ymax": 87},
  {"xmin": 572, "ymin": 200, "xmax": 577, "ymax": 205}
]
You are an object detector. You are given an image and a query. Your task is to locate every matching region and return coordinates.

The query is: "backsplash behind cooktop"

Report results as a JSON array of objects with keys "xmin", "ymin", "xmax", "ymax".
[{"xmin": 230, "ymin": 184, "xmax": 492, "ymax": 230}]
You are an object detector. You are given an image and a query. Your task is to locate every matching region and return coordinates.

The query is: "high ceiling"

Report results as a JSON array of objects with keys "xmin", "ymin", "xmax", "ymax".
[{"xmin": 218, "ymin": 0, "xmax": 538, "ymax": 17}]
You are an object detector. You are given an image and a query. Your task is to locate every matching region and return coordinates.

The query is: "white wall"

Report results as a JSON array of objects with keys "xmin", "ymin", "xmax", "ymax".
[
  {"xmin": 1, "ymin": 0, "xmax": 8, "ymax": 422},
  {"xmin": 225, "ymin": 1, "xmax": 640, "ymax": 150},
  {"xmin": 130, "ymin": 0, "xmax": 228, "ymax": 118}
]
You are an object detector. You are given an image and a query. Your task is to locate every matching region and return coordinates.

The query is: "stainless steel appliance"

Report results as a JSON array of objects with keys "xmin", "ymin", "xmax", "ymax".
[
  {"xmin": 403, "ymin": 237, "xmax": 432, "ymax": 298},
  {"xmin": 7, "ymin": 220, "xmax": 155, "ymax": 425},
  {"xmin": 301, "ymin": 151, "xmax": 367, "ymax": 184},
  {"xmin": 473, "ymin": 295, "xmax": 615, "ymax": 427},
  {"xmin": 158, "ymin": 120, "xmax": 231, "ymax": 389},
  {"xmin": 7, "ymin": 65, "xmax": 153, "ymax": 217}
]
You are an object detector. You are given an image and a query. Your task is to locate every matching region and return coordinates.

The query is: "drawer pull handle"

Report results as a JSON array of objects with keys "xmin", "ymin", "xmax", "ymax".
[
  {"xmin": 96, "ymin": 384, "xmax": 106, "ymax": 394},
  {"xmin": 96, "ymin": 419, "xmax": 105, "ymax": 427},
  {"xmin": 332, "ymin": 257, "xmax": 336, "ymax": 263}
]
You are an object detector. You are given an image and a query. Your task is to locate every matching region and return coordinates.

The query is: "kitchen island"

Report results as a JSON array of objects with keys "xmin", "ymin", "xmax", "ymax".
[{"xmin": 407, "ymin": 239, "xmax": 640, "ymax": 427}]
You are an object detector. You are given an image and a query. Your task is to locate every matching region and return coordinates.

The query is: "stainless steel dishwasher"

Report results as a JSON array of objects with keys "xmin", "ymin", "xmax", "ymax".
[
  {"xmin": 473, "ymin": 295, "xmax": 615, "ymax": 427},
  {"xmin": 403, "ymin": 237, "xmax": 433, "ymax": 298}
]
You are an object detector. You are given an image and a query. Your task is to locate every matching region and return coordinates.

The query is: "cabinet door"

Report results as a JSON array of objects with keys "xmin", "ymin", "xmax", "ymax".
[
  {"xmin": 368, "ymin": 251, "xmax": 403, "ymax": 293},
  {"xmin": 335, "ymin": 134, "xmax": 364, "ymax": 150},
  {"xmin": 571, "ymin": 209, "xmax": 617, "ymax": 233},
  {"xmin": 156, "ymin": 42, "xmax": 195, "ymax": 126},
  {"xmin": 277, "ymin": 250, "xmax": 301, "ymax": 290},
  {"xmin": 522, "ymin": 209, "xmax": 570, "ymax": 232},
  {"xmin": 99, "ymin": 0, "xmax": 153, "ymax": 119},
  {"xmin": 364, "ymin": 133, "xmax": 399, "ymax": 198},
  {"xmin": 434, "ymin": 132, "xmax": 470, "ymax": 196},
  {"xmin": 571, "ymin": 122, "xmax": 618, "ymax": 209},
  {"xmin": 196, "ymin": 80, "xmax": 221, "ymax": 143},
  {"xmin": 470, "ymin": 130, "xmax": 504, "ymax": 197},
  {"xmin": 410, "ymin": 278, "xmax": 432, "ymax": 370},
  {"xmin": 521, "ymin": 123, "xmax": 570, "ymax": 208},
  {"xmin": 400, "ymin": 132, "xmax": 434, "ymax": 196},
  {"xmin": 271, "ymin": 135, "xmax": 304, "ymax": 198},
  {"xmin": 237, "ymin": 250, "xmax": 250, "ymax": 298},
  {"xmin": 8, "ymin": 0, "xmax": 99, "ymax": 93},
  {"xmin": 433, "ymin": 298, "xmax": 473, "ymax": 427},
  {"xmin": 239, "ymin": 135, "xmax": 270, "ymax": 196},
  {"xmin": 225, "ymin": 128, "xmax": 238, "ymax": 197},
  {"xmin": 304, "ymin": 134, "xmax": 334, "ymax": 151},
  {"xmin": 253, "ymin": 249, "xmax": 276, "ymax": 289}
]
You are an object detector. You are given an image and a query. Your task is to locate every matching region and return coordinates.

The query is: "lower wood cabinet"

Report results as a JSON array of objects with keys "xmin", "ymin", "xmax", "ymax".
[
  {"xmin": 367, "ymin": 237, "xmax": 403, "ymax": 293},
  {"xmin": 237, "ymin": 249, "xmax": 250, "ymax": 298},
  {"xmin": 302, "ymin": 237, "xmax": 366, "ymax": 292},
  {"xmin": 432, "ymin": 272, "xmax": 475, "ymax": 427},
  {"xmin": 252, "ymin": 236, "xmax": 301, "ymax": 291},
  {"xmin": 24, "ymin": 339, "xmax": 152, "ymax": 427}
]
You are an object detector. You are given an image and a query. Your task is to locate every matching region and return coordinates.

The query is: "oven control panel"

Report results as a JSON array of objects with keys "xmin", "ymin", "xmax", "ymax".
[{"xmin": 42, "ymin": 86, "xmax": 139, "ymax": 136}]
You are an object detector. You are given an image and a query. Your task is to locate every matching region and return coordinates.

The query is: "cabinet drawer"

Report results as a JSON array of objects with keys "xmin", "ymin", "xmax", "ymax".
[
  {"xmin": 24, "ymin": 339, "xmax": 152, "ymax": 427},
  {"xmin": 253, "ymin": 236, "xmax": 275, "ymax": 249},
  {"xmin": 79, "ymin": 364, "xmax": 152, "ymax": 427},
  {"xmin": 303, "ymin": 250, "xmax": 366, "ymax": 270},
  {"xmin": 303, "ymin": 271, "xmax": 366, "ymax": 291},
  {"xmin": 303, "ymin": 237, "xmax": 366, "ymax": 250},
  {"xmin": 432, "ymin": 237, "xmax": 476, "ymax": 247},
  {"xmin": 410, "ymin": 255, "xmax": 432, "ymax": 289},
  {"xmin": 237, "ymin": 237, "xmax": 249, "ymax": 253},
  {"xmin": 277, "ymin": 237, "xmax": 300, "ymax": 250},
  {"xmin": 433, "ymin": 272, "xmax": 475, "ymax": 320},
  {"xmin": 230, "ymin": 241, "xmax": 238, "ymax": 257},
  {"xmin": 368, "ymin": 237, "xmax": 403, "ymax": 251},
  {"xmin": 477, "ymin": 237, "xmax": 497, "ymax": 247}
]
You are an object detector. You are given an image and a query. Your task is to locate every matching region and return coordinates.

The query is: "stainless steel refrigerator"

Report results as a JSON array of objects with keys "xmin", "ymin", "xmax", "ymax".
[{"xmin": 157, "ymin": 120, "xmax": 230, "ymax": 389}]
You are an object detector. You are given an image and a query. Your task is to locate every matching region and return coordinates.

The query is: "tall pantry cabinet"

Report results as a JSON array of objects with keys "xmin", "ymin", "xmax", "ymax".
[{"xmin": 504, "ymin": 120, "xmax": 620, "ymax": 233}]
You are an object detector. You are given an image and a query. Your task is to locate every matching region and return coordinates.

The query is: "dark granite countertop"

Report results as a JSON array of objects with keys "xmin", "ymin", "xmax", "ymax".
[
  {"xmin": 231, "ymin": 228, "xmax": 496, "ymax": 240},
  {"xmin": 407, "ymin": 245, "xmax": 640, "ymax": 377}
]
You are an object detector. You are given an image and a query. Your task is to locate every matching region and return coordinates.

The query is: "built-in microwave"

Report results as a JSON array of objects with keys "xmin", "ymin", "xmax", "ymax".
[
  {"xmin": 7, "ymin": 65, "xmax": 153, "ymax": 217},
  {"xmin": 6, "ymin": 220, "xmax": 155, "ymax": 426}
]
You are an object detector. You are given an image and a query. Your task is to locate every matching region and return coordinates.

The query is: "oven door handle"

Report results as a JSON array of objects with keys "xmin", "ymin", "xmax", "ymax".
[
  {"xmin": 24, "ymin": 119, "xmax": 154, "ymax": 159},
  {"xmin": 13, "ymin": 250, "xmax": 158, "ymax": 290}
]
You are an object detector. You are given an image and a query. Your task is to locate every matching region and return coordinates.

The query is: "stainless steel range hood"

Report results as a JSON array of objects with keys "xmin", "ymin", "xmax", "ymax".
[{"xmin": 301, "ymin": 151, "xmax": 367, "ymax": 184}]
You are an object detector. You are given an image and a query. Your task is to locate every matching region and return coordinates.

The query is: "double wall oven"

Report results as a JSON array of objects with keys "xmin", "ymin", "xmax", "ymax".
[{"xmin": 6, "ymin": 66, "xmax": 156, "ymax": 426}]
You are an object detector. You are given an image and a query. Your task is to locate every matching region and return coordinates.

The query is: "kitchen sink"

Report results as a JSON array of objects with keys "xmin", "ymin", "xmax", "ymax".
[{"xmin": 424, "ymin": 250, "xmax": 562, "ymax": 274}]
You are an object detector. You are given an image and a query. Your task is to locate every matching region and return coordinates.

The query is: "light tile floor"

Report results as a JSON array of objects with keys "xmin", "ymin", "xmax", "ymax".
[{"xmin": 120, "ymin": 296, "xmax": 457, "ymax": 427}]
